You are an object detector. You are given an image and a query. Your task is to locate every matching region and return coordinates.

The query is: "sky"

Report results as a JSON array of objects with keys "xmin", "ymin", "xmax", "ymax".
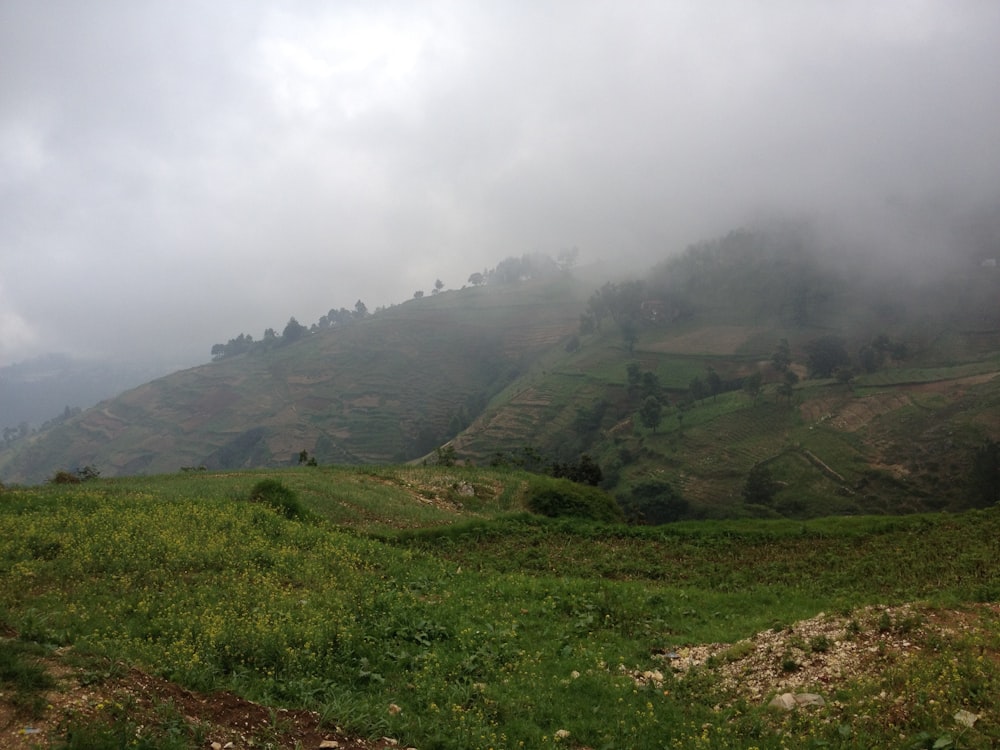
[{"xmin": 2, "ymin": 1, "xmax": 1000, "ymax": 368}]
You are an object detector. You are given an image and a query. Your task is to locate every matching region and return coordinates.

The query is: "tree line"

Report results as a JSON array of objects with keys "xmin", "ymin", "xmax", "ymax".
[{"xmin": 211, "ymin": 300, "xmax": 371, "ymax": 361}]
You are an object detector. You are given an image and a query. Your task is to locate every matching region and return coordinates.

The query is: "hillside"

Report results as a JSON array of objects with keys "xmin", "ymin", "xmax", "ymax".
[
  {"xmin": 2, "ymin": 468, "xmax": 1000, "ymax": 749},
  {"xmin": 0, "ymin": 278, "xmax": 587, "ymax": 484},
  {"xmin": 2, "ymin": 227, "xmax": 998, "ymax": 521},
  {"xmin": 456, "ymin": 231, "xmax": 1000, "ymax": 517}
]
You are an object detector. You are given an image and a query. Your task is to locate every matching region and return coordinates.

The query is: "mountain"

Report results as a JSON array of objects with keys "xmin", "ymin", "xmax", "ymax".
[
  {"xmin": 452, "ymin": 230, "xmax": 1000, "ymax": 518},
  {"xmin": 0, "ymin": 277, "xmax": 587, "ymax": 483},
  {"xmin": 2, "ymin": 227, "xmax": 998, "ymax": 520}
]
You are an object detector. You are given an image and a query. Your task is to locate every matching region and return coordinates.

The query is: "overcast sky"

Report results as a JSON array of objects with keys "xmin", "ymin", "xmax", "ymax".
[{"xmin": 2, "ymin": 1, "xmax": 999, "ymax": 367}]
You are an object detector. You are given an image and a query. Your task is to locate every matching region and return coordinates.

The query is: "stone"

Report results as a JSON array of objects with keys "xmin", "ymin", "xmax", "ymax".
[
  {"xmin": 793, "ymin": 693, "xmax": 826, "ymax": 707},
  {"xmin": 767, "ymin": 692, "xmax": 825, "ymax": 710},
  {"xmin": 318, "ymin": 741, "xmax": 340, "ymax": 749},
  {"xmin": 767, "ymin": 693, "xmax": 797, "ymax": 711},
  {"xmin": 954, "ymin": 709, "xmax": 979, "ymax": 728}
]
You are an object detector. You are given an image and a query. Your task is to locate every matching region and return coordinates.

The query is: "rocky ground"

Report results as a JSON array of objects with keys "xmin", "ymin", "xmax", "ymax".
[
  {"xmin": 3, "ymin": 603, "xmax": 998, "ymax": 748},
  {"xmin": 651, "ymin": 602, "xmax": 999, "ymax": 721}
]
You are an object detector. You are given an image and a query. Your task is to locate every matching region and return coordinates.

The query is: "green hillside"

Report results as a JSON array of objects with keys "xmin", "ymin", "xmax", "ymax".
[
  {"xmin": 2, "ymin": 468, "xmax": 1000, "ymax": 748},
  {"xmin": 2, "ymin": 228, "xmax": 998, "ymax": 522},
  {"xmin": 455, "ymin": 232, "xmax": 1000, "ymax": 518}
]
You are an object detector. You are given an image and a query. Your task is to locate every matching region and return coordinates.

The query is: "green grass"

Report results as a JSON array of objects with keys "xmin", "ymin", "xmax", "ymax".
[
  {"xmin": 0, "ymin": 638, "xmax": 56, "ymax": 718},
  {"xmin": 2, "ymin": 469, "xmax": 1000, "ymax": 748}
]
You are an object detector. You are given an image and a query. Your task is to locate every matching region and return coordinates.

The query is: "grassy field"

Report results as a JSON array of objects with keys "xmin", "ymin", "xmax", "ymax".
[{"xmin": 2, "ymin": 467, "xmax": 1000, "ymax": 748}]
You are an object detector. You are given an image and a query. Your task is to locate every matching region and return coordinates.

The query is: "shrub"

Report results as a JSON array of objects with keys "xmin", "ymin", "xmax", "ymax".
[
  {"xmin": 247, "ymin": 479, "xmax": 308, "ymax": 520},
  {"xmin": 742, "ymin": 463, "xmax": 778, "ymax": 506},
  {"xmin": 621, "ymin": 479, "xmax": 689, "ymax": 524},
  {"xmin": 524, "ymin": 476, "xmax": 624, "ymax": 523},
  {"xmin": 49, "ymin": 470, "xmax": 81, "ymax": 485}
]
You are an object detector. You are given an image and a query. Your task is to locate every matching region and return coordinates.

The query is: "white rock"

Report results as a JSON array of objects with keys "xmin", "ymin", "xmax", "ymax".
[
  {"xmin": 954, "ymin": 709, "xmax": 979, "ymax": 728},
  {"xmin": 794, "ymin": 693, "xmax": 826, "ymax": 707},
  {"xmin": 768, "ymin": 692, "xmax": 825, "ymax": 710},
  {"xmin": 768, "ymin": 693, "xmax": 797, "ymax": 711}
]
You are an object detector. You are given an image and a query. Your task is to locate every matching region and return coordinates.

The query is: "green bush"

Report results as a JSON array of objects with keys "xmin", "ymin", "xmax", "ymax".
[
  {"xmin": 49, "ymin": 470, "xmax": 81, "ymax": 485},
  {"xmin": 622, "ymin": 479, "xmax": 689, "ymax": 524},
  {"xmin": 247, "ymin": 479, "xmax": 308, "ymax": 520},
  {"xmin": 524, "ymin": 476, "xmax": 624, "ymax": 523}
]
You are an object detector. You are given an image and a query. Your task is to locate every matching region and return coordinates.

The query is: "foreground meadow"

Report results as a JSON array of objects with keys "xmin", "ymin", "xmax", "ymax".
[{"xmin": 2, "ymin": 467, "xmax": 1000, "ymax": 749}]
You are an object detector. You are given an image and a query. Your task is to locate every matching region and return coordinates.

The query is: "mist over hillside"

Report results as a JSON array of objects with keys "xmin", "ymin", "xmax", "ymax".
[
  {"xmin": 2, "ymin": 221, "xmax": 997, "ymax": 521},
  {"xmin": 3, "ymin": 3, "xmax": 1000, "ymax": 369},
  {"xmin": 0, "ymin": 354, "xmax": 187, "ymax": 434}
]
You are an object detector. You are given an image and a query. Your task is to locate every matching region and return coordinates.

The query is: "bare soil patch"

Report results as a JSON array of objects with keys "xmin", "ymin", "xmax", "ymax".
[{"xmin": 0, "ymin": 645, "xmax": 404, "ymax": 750}]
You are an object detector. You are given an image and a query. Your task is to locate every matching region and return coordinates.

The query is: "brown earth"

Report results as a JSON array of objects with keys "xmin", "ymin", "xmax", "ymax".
[{"xmin": 0, "ymin": 646, "xmax": 407, "ymax": 750}]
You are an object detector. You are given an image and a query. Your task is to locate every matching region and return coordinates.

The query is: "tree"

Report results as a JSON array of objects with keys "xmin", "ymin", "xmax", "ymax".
[
  {"xmin": 835, "ymin": 366, "xmax": 855, "ymax": 388},
  {"xmin": 970, "ymin": 439, "xmax": 1000, "ymax": 505},
  {"xmin": 282, "ymin": 317, "xmax": 307, "ymax": 343},
  {"xmin": 492, "ymin": 256, "xmax": 528, "ymax": 284},
  {"xmin": 705, "ymin": 366, "xmax": 722, "ymax": 401},
  {"xmin": 777, "ymin": 368, "xmax": 799, "ymax": 404},
  {"xmin": 573, "ymin": 399, "xmax": 607, "ymax": 438},
  {"xmin": 689, "ymin": 376, "xmax": 706, "ymax": 402},
  {"xmin": 626, "ymin": 362, "xmax": 642, "ymax": 396},
  {"xmin": 743, "ymin": 371, "xmax": 763, "ymax": 405},
  {"xmin": 435, "ymin": 444, "xmax": 457, "ymax": 466},
  {"xmin": 468, "ymin": 272, "xmax": 485, "ymax": 286},
  {"xmin": 742, "ymin": 463, "xmax": 778, "ymax": 506},
  {"xmin": 620, "ymin": 318, "xmax": 639, "ymax": 353},
  {"xmin": 354, "ymin": 300, "xmax": 369, "ymax": 319},
  {"xmin": 772, "ymin": 338, "xmax": 792, "ymax": 372},
  {"xmin": 804, "ymin": 335, "xmax": 850, "ymax": 378},
  {"xmin": 639, "ymin": 395, "xmax": 663, "ymax": 433},
  {"xmin": 550, "ymin": 454, "xmax": 603, "ymax": 486},
  {"xmin": 640, "ymin": 370, "xmax": 661, "ymax": 399},
  {"xmin": 858, "ymin": 344, "xmax": 880, "ymax": 374},
  {"xmin": 625, "ymin": 480, "xmax": 689, "ymax": 524},
  {"xmin": 676, "ymin": 400, "xmax": 690, "ymax": 432},
  {"xmin": 413, "ymin": 290, "xmax": 424, "ymax": 299},
  {"xmin": 433, "ymin": 278, "xmax": 444, "ymax": 295}
]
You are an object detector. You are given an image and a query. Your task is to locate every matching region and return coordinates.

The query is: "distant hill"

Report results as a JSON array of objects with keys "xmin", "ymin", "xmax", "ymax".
[
  {"xmin": 0, "ymin": 278, "xmax": 587, "ymax": 483},
  {"xmin": 0, "ymin": 354, "xmax": 182, "ymax": 433},
  {"xmin": 2, "ymin": 226, "xmax": 998, "ymax": 520},
  {"xmin": 453, "ymin": 229, "xmax": 1000, "ymax": 518}
]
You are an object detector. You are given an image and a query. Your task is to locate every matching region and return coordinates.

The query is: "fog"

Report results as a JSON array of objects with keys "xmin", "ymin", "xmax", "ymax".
[{"xmin": 2, "ymin": 1, "xmax": 999, "ymax": 368}]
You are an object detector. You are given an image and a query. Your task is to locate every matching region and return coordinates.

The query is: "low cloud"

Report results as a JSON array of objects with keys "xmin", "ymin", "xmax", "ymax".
[{"xmin": 1, "ymin": 1, "xmax": 998, "ymax": 365}]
